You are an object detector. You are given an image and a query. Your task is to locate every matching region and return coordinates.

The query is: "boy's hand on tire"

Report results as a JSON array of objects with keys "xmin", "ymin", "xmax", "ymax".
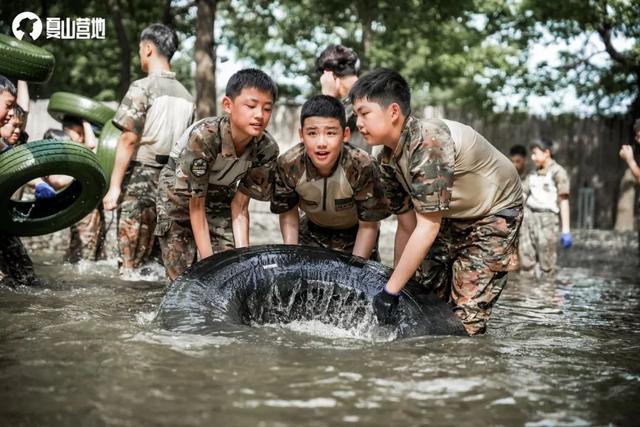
[
  {"xmin": 373, "ymin": 288, "xmax": 400, "ymax": 324},
  {"xmin": 34, "ymin": 182, "xmax": 56, "ymax": 200}
]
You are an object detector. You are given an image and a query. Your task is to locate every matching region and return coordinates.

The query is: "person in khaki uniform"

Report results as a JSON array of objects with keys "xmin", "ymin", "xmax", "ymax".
[
  {"xmin": 619, "ymin": 119, "xmax": 640, "ymax": 260},
  {"xmin": 102, "ymin": 24, "xmax": 195, "ymax": 275},
  {"xmin": 519, "ymin": 138, "xmax": 572, "ymax": 278},
  {"xmin": 349, "ymin": 69, "xmax": 523, "ymax": 335},
  {"xmin": 155, "ymin": 69, "xmax": 279, "ymax": 281},
  {"xmin": 316, "ymin": 45, "xmax": 369, "ymax": 154},
  {"xmin": 271, "ymin": 95, "xmax": 389, "ymax": 260}
]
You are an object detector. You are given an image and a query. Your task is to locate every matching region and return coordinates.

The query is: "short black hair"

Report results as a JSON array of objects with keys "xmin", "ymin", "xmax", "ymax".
[
  {"xmin": 140, "ymin": 23, "xmax": 178, "ymax": 60},
  {"xmin": 11, "ymin": 105, "xmax": 27, "ymax": 123},
  {"xmin": 225, "ymin": 68, "xmax": 277, "ymax": 101},
  {"xmin": 316, "ymin": 44, "xmax": 359, "ymax": 77},
  {"xmin": 62, "ymin": 115, "xmax": 83, "ymax": 129},
  {"xmin": 530, "ymin": 137, "xmax": 553, "ymax": 154},
  {"xmin": 349, "ymin": 68, "xmax": 411, "ymax": 116},
  {"xmin": 633, "ymin": 118, "xmax": 640, "ymax": 133},
  {"xmin": 0, "ymin": 75, "xmax": 17, "ymax": 97},
  {"xmin": 300, "ymin": 95, "xmax": 346, "ymax": 129},
  {"xmin": 509, "ymin": 144, "xmax": 527, "ymax": 157}
]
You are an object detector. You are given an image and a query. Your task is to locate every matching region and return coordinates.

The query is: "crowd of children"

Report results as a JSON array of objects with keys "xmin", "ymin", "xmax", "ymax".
[{"xmin": 4, "ymin": 23, "xmax": 637, "ymax": 335}]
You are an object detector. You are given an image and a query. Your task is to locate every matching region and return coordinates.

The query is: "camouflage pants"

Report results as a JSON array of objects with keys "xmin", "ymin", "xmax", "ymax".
[
  {"xmin": 65, "ymin": 208, "xmax": 107, "ymax": 263},
  {"xmin": 299, "ymin": 215, "xmax": 381, "ymax": 261},
  {"xmin": 518, "ymin": 208, "xmax": 559, "ymax": 277},
  {"xmin": 156, "ymin": 206, "xmax": 235, "ymax": 281},
  {"xmin": 418, "ymin": 208, "xmax": 522, "ymax": 335},
  {"xmin": 0, "ymin": 233, "xmax": 39, "ymax": 286},
  {"xmin": 117, "ymin": 164, "xmax": 161, "ymax": 270}
]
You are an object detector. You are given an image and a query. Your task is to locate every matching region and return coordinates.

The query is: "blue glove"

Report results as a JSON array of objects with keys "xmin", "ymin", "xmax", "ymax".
[
  {"xmin": 372, "ymin": 288, "xmax": 400, "ymax": 324},
  {"xmin": 560, "ymin": 232, "xmax": 572, "ymax": 249},
  {"xmin": 35, "ymin": 182, "xmax": 56, "ymax": 200}
]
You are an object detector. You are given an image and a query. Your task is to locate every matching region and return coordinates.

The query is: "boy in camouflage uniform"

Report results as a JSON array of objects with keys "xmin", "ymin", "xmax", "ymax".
[
  {"xmin": 519, "ymin": 138, "xmax": 572, "ymax": 278},
  {"xmin": 103, "ymin": 24, "xmax": 195, "ymax": 275},
  {"xmin": 316, "ymin": 45, "xmax": 369, "ymax": 153},
  {"xmin": 155, "ymin": 69, "xmax": 279, "ymax": 281},
  {"xmin": 0, "ymin": 75, "xmax": 40, "ymax": 287},
  {"xmin": 271, "ymin": 95, "xmax": 389, "ymax": 260},
  {"xmin": 350, "ymin": 69, "xmax": 523, "ymax": 335}
]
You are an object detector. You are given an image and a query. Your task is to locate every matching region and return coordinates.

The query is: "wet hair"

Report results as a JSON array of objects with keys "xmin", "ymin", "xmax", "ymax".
[
  {"xmin": 349, "ymin": 68, "xmax": 411, "ymax": 116},
  {"xmin": 43, "ymin": 128, "xmax": 67, "ymax": 140},
  {"xmin": 140, "ymin": 23, "xmax": 179, "ymax": 60},
  {"xmin": 634, "ymin": 118, "xmax": 640, "ymax": 133},
  {"xmin": 62, "ymin": 115, "xmax": 83, "ymax": 129},
  {"xmin": 10, "ymin": 105, "xmax": 27, "ymax": 128},
  {"xmin": 0, "ymin": 75, "xmax": 17, "ymax": 97},
  {"xmin": 300, "ymin": 95, "xmax": 347, "ymax": 129},
  {"xmin": 509, "ymin": 144, "xmax": 526, "ymax": 157},
  {"xmin": 225, "ymin": 68, "xmax": 277, "ymax": 101},
  {"xmin": 530, "ymin": 137, "xmax": 554, "ymax": 154},
  {"xmin": 316, "ymin": 44, "xmax": 359, "ymax": 77}
]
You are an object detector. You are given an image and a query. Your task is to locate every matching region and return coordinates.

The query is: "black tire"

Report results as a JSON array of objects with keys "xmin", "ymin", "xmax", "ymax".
[
  {"xmin": 47, "ymin": 92, "xmax": 115, "ymax": 126},
  {"xmin": 0, "ymin": 139, "xmax": 107, "ymax": 237},
  {"xmin": 156, "ymin": 245, "xmax": 466, "ymax": 339},
  {"xmin": 96, "ymin": 120, "xmax": 121, "ymax": 183},
  {"xmin": 0, "ymin": 34, "xmax": 55, "ymax": 83}
]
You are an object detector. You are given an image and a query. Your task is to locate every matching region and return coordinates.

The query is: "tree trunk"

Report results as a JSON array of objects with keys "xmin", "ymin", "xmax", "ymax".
[
  {"xmin": 108, "ymin": 0, "xmax": 131, "ymax": 99},
  {"xmin": 356, "ymin": 0, "xmax": 374, "ymax": 72},
  {"xmin": 195, "ymin": 0, "xmax": 216, "ymax": 119}
]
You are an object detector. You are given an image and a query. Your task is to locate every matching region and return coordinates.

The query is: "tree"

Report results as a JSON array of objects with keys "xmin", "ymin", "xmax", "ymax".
[{"xmin": 218, "ymin": 0, "xmax": 518, "ymax": 110}]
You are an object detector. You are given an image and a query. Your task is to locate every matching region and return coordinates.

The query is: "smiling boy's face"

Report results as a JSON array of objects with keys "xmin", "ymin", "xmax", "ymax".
[{"xmin": 300, "ymin": 116, "xmax": 349, "ymax": 175}]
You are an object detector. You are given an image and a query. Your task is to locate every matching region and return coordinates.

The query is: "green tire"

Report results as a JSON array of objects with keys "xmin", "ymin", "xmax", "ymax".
[
  {"xmin": 0, "ymin": 139, "xmax": 107, "ymax": 237},
  {"xmin": 0, "ymin": 34, "xmax": 55, "ymax": 83},
  {"xmin": 48, "ymin": 92, "xmax": 116, "ymax": 126},
  {"xmin": 96, "ymin": 120, "xmax": 121, "ymax": 183}
]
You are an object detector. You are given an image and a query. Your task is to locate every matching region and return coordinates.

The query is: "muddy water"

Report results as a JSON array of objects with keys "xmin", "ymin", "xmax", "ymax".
[{"xmin": 0, "ymin": 256, "xmax": 638, "ymax": 426}]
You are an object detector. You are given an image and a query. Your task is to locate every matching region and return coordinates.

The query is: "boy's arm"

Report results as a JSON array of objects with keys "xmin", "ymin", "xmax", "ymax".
[
  {"xmin": 352, "ymin": 220, "xmax": 379, "ymax": 259},
  {"xmin": 394, "ymin": 210, "xmax": 416, "ymax": 267},
  {"xmin": 559, "ymin": 195, "xmax": 570, "ymax": 234},
  {"xmin": 102, "ymin": 130, "xmax": 140, "ymax": 210},
  {"xmin": 189, "ymin": 196, "xmax": 213, "ymax": 259},
  {"xmin": 16, "ymin": 80, "xmax": 29, "ymax": 113},
  {"xmin": 231, "ymin": 190, "xmax": 250, "ymax": 248},
  {"xmin": 82, "ymin": 120, "xmax": 97, "ymax": 150},
  {"xmin": 386, "ymin": 210, "xmax": 442, "ymax": 294},
  {"xmin": 278, "ymin": 207, "xmax": 299, "ymax": 244}
]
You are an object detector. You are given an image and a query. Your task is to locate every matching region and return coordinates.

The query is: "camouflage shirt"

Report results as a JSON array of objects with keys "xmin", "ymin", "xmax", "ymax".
[
  {"xmin": 379, "ymin": 116, "xmax": 523, "ymax": 219},
  {"xmin": 271, "ymin": 143, "xmax": 389, "ymax": 229},
  {"xmin": 524, "ymin": 159, "xmax": 570, "ymax": 214},
  {"xmin": 156, "ymin": 115, "xmax": 279, "ymax": 222},
  {"xmin": 113, "ymin": 70, "xmax": 194, "ymax": 167}
]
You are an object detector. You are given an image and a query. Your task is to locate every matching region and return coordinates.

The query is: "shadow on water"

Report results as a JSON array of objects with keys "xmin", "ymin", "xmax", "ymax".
[{"xmin": 0, "ymin": 252, "xmax": 638, "ymax": 426}]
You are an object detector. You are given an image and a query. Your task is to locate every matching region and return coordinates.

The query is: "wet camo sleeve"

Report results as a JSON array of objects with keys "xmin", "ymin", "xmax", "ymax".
[
  {"xmin": 350, "ymin": 153, "xmax": 390, "ymax": 222},
  {"xmin": 270, "ymin": 155, "xmax": 300, "ymax": 214},
  {"xmin": 112, "ymin": 81, "xmax": 149, "ymax": 136},
  {"xmin": 175, "ymin": 121, "xmax": 217, "ymax": 198},
  {"xmin": 238, "ymin": 140, "xmax": 279, "ymax": 201},
  {"xmin": 408, "ymin": 119, "xmax": 454, "ymax": 213},
  {"xmin": 377, "ymin": 152, "xmax": 413, "ymax": 215},
  {"xmin": 553, "ymin": 166, "xmax": 570, "ymax": 196}
]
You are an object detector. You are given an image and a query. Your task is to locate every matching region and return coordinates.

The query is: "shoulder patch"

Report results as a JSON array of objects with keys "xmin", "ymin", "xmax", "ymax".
[{"xmin": 190, "ymin": 158, "xmax": 208, "ymax": 177}]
